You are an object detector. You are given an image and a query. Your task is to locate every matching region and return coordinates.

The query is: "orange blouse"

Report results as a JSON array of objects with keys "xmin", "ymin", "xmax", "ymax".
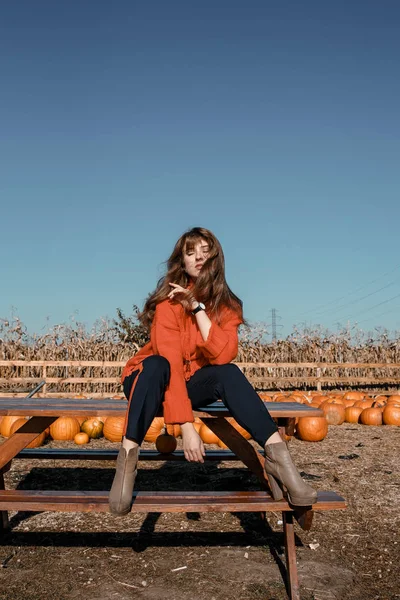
[{"xmin": 121, "ymin": 300, "xmax": 242, "ymax": 424}]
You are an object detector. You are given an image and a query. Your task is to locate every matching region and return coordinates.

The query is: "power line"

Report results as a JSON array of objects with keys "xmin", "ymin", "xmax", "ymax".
[
  {"xmin": 356, "ymin": 306, "xmax": 400, "ymax": 326},
  {"xmin": 313, "ymin": 277, "xmax": 400, "ymax": 318},
  {"xmin": 290, "ymin": 263, "xmax": 400, "ymax": 321},
  {"xmin": 336, "ymin": 292, "xmax": 400, "ymax": 323}
]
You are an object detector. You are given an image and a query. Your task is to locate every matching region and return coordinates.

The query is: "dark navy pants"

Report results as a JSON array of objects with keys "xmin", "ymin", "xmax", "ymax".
[{"xmin": 123, "ymin": 355, "xmax": 278, "ymax": 447}]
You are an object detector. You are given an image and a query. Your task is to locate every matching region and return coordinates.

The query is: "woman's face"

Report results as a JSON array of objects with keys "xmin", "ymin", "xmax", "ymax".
[{"xmin": 183, "ymin": 239, "xmax": 210, "ymax": 279}]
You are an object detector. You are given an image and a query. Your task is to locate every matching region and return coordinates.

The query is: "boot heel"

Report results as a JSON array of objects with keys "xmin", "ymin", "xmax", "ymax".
[{"xmin": 267, "ymin": 472, "xmax": 284, "ymax": 501}]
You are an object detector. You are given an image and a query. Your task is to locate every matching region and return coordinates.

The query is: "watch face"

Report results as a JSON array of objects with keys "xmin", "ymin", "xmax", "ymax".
[{"xmin": 199, "ymin": 303, "xmax": 205, "ymax": 310}]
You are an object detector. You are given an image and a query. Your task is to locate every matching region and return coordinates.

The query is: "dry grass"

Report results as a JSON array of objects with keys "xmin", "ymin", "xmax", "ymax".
[{"xmin": 1, "ymin": 425, "xmax": 400, "ymax": 599}]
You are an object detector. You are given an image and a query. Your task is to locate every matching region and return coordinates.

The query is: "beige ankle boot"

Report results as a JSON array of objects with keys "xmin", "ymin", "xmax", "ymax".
[
  {"xmin": 264, "ymin": 442, "xmax": 318, "ymax": 506},
  {"xmin": 109, "ymin": 446, "xmax": 139, "ymax": 515}
]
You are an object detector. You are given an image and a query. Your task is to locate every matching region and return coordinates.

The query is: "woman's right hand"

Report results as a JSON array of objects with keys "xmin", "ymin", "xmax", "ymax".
[{"xmin": 180, "ymin": 423, "xmax": 206, "ymax": 463}]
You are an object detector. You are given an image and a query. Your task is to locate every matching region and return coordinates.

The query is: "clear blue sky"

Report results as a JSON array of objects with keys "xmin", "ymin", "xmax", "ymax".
[{"xmin": 1, "ymin": 0, "xmax": 399, "ymax": 339}]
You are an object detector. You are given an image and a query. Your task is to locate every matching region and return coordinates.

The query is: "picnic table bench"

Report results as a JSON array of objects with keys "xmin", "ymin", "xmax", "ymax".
[{"xmin": 0, "ymin": 396, "xmax": 346, "ymax": 600}]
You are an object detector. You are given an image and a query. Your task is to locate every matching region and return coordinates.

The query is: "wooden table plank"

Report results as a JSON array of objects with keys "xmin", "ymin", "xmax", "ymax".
[
  {"xmin": 15, "ymin": 448, "xmax": 264, "ymax": 461},
  {"xmin": 0, "ymin": 489, "xmax": 346, "ymax": 513},
  {"xmin": 0, "ymin": 398, "xmax": 323, "ymax": 418}
]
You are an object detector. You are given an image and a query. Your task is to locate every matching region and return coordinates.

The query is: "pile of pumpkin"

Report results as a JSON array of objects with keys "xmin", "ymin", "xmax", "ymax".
[
  {"xmin": 0, "ymin": 413, "xmax": 250, "ymax": 453},
  {"xmin": 0, "ymin": 414, "xmax": 108, "ymax": 448},
  {"xmin": 1, "ymin": 390, "xmax": 399, "ymax": 449},
  {"xmin": 258, "ymin": 390, "xmax": 400, "ymax": 442}
]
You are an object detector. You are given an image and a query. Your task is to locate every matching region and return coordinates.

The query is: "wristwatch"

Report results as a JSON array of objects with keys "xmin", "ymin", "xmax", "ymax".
[{"xmin": 191, "ymin": 302, "xmax": 206, "ymax": 315}]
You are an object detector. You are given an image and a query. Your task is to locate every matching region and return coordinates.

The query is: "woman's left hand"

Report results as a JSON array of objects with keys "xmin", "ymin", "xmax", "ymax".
[
  {"xmin": 180, "ymin": 423, "xmax": 206, "ymax": 463},
  {"xmin": 168, "ymin": 283, "xmax": 197, "ymax": 312}
]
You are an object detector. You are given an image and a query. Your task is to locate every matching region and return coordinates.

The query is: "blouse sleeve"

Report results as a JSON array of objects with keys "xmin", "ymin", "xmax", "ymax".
[
  {"xmin": 151, "ymin": 301, "xmax": 194, "ymax": 424},
  {"xmin": 196, "ymin": 308, "xmax": 242, "ymax": 365}
]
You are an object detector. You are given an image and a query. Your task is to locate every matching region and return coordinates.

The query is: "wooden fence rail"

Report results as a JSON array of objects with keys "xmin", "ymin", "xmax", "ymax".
[{"xmin": 1, "ymin": 360, "xmax": 400, "ymax": 397}]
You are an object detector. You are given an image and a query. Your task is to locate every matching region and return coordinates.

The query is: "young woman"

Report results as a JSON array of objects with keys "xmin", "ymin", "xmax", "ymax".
[{"xmin": 109, "ymin": 227, "xmax": 317, "ymax": 515}]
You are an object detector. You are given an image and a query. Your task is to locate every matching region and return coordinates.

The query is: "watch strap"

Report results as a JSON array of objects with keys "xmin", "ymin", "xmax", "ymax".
[{"xmin": 191, "ymin": 303, "xmax": 205, "ymax": 315}]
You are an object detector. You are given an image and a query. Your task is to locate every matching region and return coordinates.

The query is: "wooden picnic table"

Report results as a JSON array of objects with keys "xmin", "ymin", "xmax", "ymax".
[{"xmin": 0, "ymin": 397, "xmax": 346, "ymax": 600}]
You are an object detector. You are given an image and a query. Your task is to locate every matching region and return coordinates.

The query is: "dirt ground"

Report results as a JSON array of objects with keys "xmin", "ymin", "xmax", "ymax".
[{"xmin": 0, "ymin": 424, "xmax": 399, "ymax": 600}]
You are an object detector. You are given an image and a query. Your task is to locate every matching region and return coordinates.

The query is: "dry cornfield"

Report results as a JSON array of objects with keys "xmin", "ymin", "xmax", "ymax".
[{"xmin": 1, "ymin": 315, "xmax": 400, "ymax": 396}]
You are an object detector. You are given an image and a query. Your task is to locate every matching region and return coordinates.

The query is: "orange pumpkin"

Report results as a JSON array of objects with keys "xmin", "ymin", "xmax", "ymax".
[
  {"xmin": 50, "ymin": 417, "xmax": 81, "ymax": 441},
  {"xmin": 272, "ymin": 394, "xmax": 288, "ymax": 402},
  {"xmin": 296, "ymin": 416, "xmax": 328, "ymax": 442},
  {"xmin": 226, "ymin": 417, "xmax": 251, "ymax": 440},
  {"xmin": 192, "ymin": 422, "xmax": 203, "ymax": 435},
  {"xmin": 278, "ymin": 396, "xmax": 299, "ymax": 403},
  {"xmin": 166, "ymin": 423, "xmax": 182, "ymax": 438},
  {"xmin": 103, "ymin": 417, "xmax": 126, "ymax": 442},
  {"xmin": 302, "ymin": 396, "xmax": 314, "ymax": 405},
  {"xmin": 387, "ymin": 395, "xmax": 400, "ymax": 404},
  {"xmin": 360, "ymin": 407, "xmax": 382, "ymax": 426},
  {"xmin": 310, "ymin": 395, "xmax": 327, "ymax": 406},
  {"xmin": 345, "ymin": 406, "xmax": 363, "ymax": 423},
  {"xmin": 74, "ymin": 432, "xmax": 90, "ymax": 445},
  {"xmin": 342, "ymin": 399, "xmax": 356, "ymax": 408},
  {"xmin": 374, "ymin": 395, "xmax": 388, "ymax": 403},
  {"xmin": 329, "ymin": 397, "xmax": 345, "ymax": 404},
  {"xmin": 308, "ymin": 402, "xmax": 323, "ymax": 409},
  {"xmin": 155, "ymin": 433, "xmax": 177, "ymax": 454},
  {"xmin": 321, "ymin": 402, "xmax": 345, "ymax": 425},
  {"xmin": 372, "ymin": 399, "xmax": 386, "ymax": 408},
  {"xmin": 328, "ymin": 394, "xmax": 345, "ymax": 403},
  {"xmin": 199, "ymin": 423, "xmax": 220, "ymax": 445},
  {"xmin": 290, "ymin": 391, "xmax": 308, "ymax": 403},
  {"xmin": 217, "ymin": 439, "xmax": 229, "ymax": 449},
  {"xmin": 288, "ymin": 395, "xmax": 304, "ymax": 404},
  {"xmin": 382, "ymin": 404, "xmax": 400, "ymax": 426},
  {"xmin": 9, "ymin": 418, "xmax": 47, "ymax": 448},
  {"xmin": 354, "ymin": 399, "xmax": 374, "ymax": 409},
  {"xmin": 0, "ymin": 416, "xmax": 26, "ymax": 438},
  {"xmin": 344, "ymin": 391, "xmax": 364, "ymax": 402},
  {"xmin": 75, "ymin": 416, "xmax": 89, "ymax": 426},
  {"xmin": 97, "ymin": 415, "xmax": 109, "ymax": 424},
  {"xmin": 144, "ymin": 417, "xmax": 165, "ymax": 443},
  {"xmin": 9, "ymin": 418, "xmax": 29, "ymax": 434}
]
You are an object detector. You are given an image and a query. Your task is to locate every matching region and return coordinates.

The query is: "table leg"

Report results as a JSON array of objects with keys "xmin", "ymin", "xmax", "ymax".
[
  {"xmin": 293, "ymin": 506, "xmax": 314, "ymax": 531},
  {"xmin": 201, "ymin": 417, "xmax": 270, "ymax": 489},
  {"xmin": 275, "ymin": 418, "xmax": 314, "ymax": 530},
  {"xmin": 283, "ymin": 511, "xmax": 300, "ymax": 600},
  {"xmin": 277, "ymin": 417, "xmax": 296, "ymax": 441},
  {"xmin": 0, "ymin": 466, "xmax": 10, "ymax": 533}
]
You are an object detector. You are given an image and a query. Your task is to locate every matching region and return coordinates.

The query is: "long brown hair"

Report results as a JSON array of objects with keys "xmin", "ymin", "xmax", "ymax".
[{"xmin": 139, "ymin": 227, "xmax": 245, "ymax": 329}]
